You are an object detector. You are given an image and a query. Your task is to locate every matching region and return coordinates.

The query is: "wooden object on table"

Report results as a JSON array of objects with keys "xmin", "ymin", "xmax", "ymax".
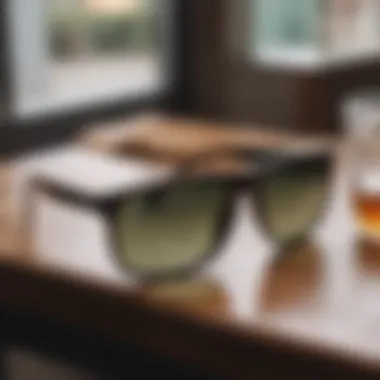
[{"xmin": 79, "ymin": 114, "xmax": 331, "ymax": 165}]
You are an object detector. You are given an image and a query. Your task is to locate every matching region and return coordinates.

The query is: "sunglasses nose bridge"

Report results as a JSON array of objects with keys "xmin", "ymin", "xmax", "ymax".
[
  {"xmin": 233, "ymin": 177, "xmax": 258, "ymax": 196},
  {"xmin": 225, "ymin": 178, "xmax": 258, "ymax": 219},
  {"xmin": 229, "ymin": 189, "xmax": 273, "ymax": 250}
]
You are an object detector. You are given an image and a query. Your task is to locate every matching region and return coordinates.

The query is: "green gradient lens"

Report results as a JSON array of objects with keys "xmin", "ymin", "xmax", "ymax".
[
  {"xmin": 256, "ymin": 160, "xmax": 329, "ymax": 246},
  {"xmin": 115, "ymin": 182, "xmax": 229, "ymax": 275}
]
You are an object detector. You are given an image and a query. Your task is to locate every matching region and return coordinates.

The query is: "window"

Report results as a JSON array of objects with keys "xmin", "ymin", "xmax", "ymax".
[
  {"xmin": 252, "ymin": 0, "xmax": 380, "ymax": 68},
  {"xmin": 7, "ymin": 0, "xmax": 171, "ymax": 118}
]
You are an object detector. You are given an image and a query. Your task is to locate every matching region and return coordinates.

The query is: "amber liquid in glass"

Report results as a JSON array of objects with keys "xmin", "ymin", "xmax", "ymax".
[{"xmin": 355, "ymin": 193, "xmax": 380, "ymax": 236}]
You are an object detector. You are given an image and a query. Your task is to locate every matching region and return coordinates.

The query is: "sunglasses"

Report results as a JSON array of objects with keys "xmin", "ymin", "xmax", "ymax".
[{"xmin": 26, "ymin": 146, "xmax": 333, "ymax": 283}]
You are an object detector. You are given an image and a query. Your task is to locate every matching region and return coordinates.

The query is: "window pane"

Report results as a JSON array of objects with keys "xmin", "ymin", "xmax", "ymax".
[
  {"xmin": 252, "ymin": 0, "xmax": 380, "ymax": 65},
  {"xmin": 8, "ymin": 0, "xmax": 170, "ymax": 117},
  {"xmin": 254, "ymin": 0, "xmax": 320, "ymax": 49}
]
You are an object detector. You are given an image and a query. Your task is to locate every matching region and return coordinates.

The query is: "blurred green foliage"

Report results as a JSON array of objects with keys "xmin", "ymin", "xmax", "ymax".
[{"xmin": 49, "ymin": 10, "xmax": 157, "ymax": 58}]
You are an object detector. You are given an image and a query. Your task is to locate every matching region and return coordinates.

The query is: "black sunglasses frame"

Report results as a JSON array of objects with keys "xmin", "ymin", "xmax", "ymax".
[{"xmin": 23, "ymin": 148, "xmax": 333, "ymax": 283}]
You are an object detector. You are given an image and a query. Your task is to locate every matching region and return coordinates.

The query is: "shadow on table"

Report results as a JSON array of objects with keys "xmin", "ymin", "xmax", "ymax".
[
  {"xmin": 141, "ymin": 278, "xmax": 230, "ymax": 316},
  {"xmin": 259, "ymin": 241, "xmax": 323, "ymax": 314},
  {"xmin": 355, "ymin": 238, "xmax": 380, "ymax": 277},
  {"xmin": 139, "ymin": 241, "xmax": 324, "ymax": 319}
]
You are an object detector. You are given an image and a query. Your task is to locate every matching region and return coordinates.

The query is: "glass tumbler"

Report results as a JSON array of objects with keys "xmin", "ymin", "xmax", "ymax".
[{"xmin": 344, "ymin": 93, "xmax": 380, "ymax": 243}]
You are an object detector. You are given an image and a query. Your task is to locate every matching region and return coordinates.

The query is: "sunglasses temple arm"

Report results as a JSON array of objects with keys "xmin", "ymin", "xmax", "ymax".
[{"xmin": 20, "ymin": 178, "xmax": 107, "ymax": 256}]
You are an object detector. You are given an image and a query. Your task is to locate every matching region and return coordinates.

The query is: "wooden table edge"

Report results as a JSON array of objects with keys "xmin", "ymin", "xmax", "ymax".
[{"xmin": 0, "ymin": 256, "xmax": 377, "ymax": 379}]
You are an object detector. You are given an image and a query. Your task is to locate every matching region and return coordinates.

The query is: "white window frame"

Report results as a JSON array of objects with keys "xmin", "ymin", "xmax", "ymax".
[{"xmin": 6, "ymin": 0, "xmax": 173, "ymax": 119}]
